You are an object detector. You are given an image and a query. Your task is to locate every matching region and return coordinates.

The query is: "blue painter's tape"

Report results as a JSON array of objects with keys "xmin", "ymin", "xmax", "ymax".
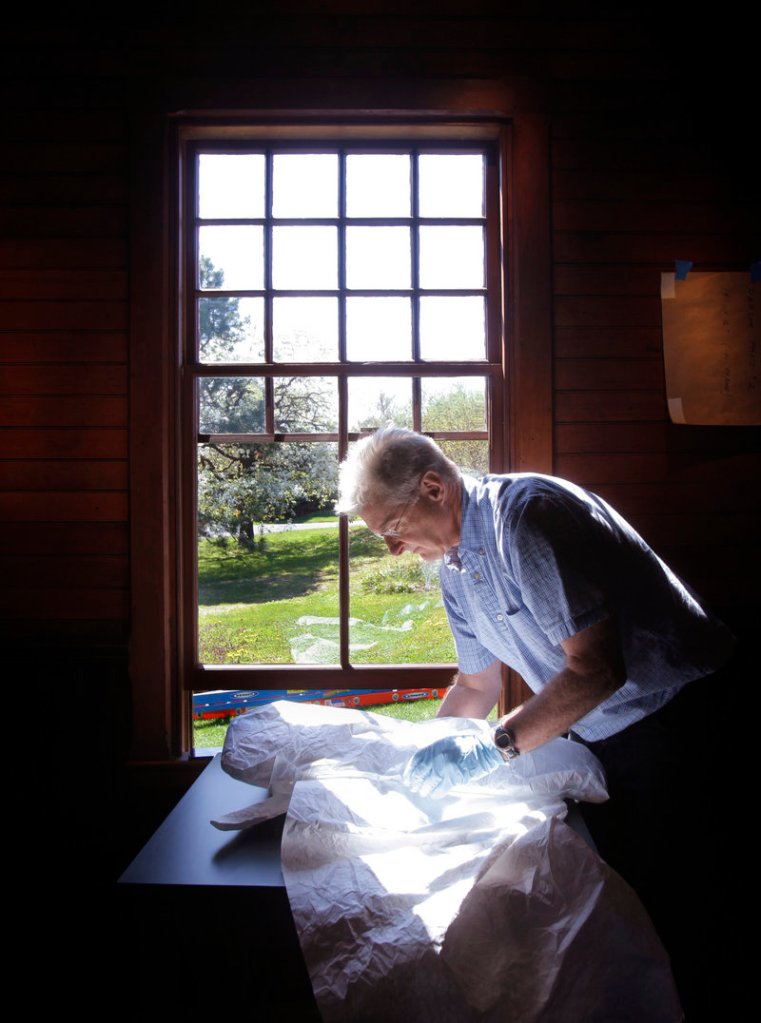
[
  {"xmin": 675, "ymin": 259, "xmax": 693, "ymax": 280},
  {"xmin": 751, "ymin": 261, "xmax": 761, "ymax": 283}
]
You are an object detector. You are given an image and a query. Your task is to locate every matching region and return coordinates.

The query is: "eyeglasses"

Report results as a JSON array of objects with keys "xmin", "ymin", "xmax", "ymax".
[{"xmin": 374, "ymin": 497, "xmax": 414, "ymax": 540}]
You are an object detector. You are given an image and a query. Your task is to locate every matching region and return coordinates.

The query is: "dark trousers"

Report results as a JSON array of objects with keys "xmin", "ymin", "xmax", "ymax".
[{"xmin": 574, "ymin": 655, "xmax": 747, "ymax": 1022}]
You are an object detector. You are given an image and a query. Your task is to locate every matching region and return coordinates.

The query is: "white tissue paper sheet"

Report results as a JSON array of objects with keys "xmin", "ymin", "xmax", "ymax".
[{"xmin": 217, "ymin": 701, "xmax": 682, "ymax": 1023}]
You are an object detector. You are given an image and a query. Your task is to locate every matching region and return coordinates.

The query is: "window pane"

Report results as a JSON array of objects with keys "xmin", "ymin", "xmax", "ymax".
[
  {"xmin": 418, "ymin": 154, "xmax": 484, "ymax": 217},
  {"xmin": 348, "ymin": 377, "xmax": 412, "ymax": 432},
  {"xmin": 419, "ymin": 226, "xmax": 484, "ymax": 289},
  {"xmin": 198, "ymin": 153, "xmax": 265, "ymax": 219},
  {"xmin": 348, "ymin": 524, "xmax": 456, "ymax": 665},
  {"xmin": 274, "ymin": 377, "xmax": 338, "ymax": 432},
  {"xmin": 346, "ymin": 154, "xmax": 411, "ymax": 217},
  {"xmin": 421, "ymin": 377, "xmax": 487, "ymax": 433},
  {"xmin": 199, "ymin": 297, "xmax": 265, "ymax": 362},
  {"xmin": 346, "ymin": 227, "xmax": 411, "ymax": 289},
  {"xmin": 273, "ymin": 226, "xmax": 338, "ymax": 289},
  {"xmin": 435, "ymin": 437, "xmax": 489, "ymax": 478},
  {"xmin": 419, "ymin": 296, "xmax": 486, "ymax": 361},
  {"xmin": 199, "ymin": 377, "xmax": 264, "ymax": 433},
  {"xmin": 198, "ymin": 226, "xmax": 264, "ymax": 290},
  {"xmin": 197, "ymin": 441, "xmax": 340, "ymax": 665},
  {"xmin": 272, "ymin": 154, "xmax": 338, "ymax": 217},
  {"xmin": 346, "ymin": 297, "xmax": 411, "ymax": 361},
  {"xmin": 273, "ymin": 297, "xmax": 338, "ymax": 361}
]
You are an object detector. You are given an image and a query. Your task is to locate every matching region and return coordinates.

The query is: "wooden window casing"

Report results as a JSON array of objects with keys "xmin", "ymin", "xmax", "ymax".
[{"xmin": 129, "ymin": 97, "xmax": 552, "ymax": 760}]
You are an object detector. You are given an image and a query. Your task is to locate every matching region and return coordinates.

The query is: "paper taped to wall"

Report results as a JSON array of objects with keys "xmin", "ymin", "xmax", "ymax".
[{"xmin": 661, "ymin": 270, "xmax": 760, "ymax": 425}]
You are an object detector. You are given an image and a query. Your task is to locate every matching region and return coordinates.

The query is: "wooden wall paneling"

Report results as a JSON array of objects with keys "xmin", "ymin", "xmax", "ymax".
[
  {"xmin": 0, "ymin": 460, "xmax": 128, "ymax": 491},
  {"xmin": 0, "ymin": 239, "xmax": 126, "ymax": 268},
  {"xmin": 554, "ymin": 199, "xmax": 758, "ymax": 236},
  {"xmin": 2, "ymin": 428, "xmax": 128, "ymax": 459},
  {"xmin": 555, "ymin": 391, "xmax": 666, "ymax": 422},
  {"xmin": 556, "ymin": 423, "xmax": 667, "ymax": 453},
  {"xmin": 0, "ymin": 206, "xmax": 127, "ymax": 238},
  {"xmin": 0, "ymin": 396, "xmax": 128, "ymax": 427},
  {"xmin": 0, "ymin": 270, "xmax": 128, "ymax": 301},
  {"xmin": 554, "ymin": 265, "xmax": 667, "ymax": 295},
  {"xmin": 554, "ymin": 295, "xmax": 661, "ymax": 327},
  {"xmin": 0, "ymin": 554, "xmax": 129, "ymax": 589},
  {"xmin": 553, "ymin": 167, "xmax": 726, "ymax": 203},
  {"xmin": 0, "ymin": 174, "xmax": 127, "ymax": 205},
  {"xmin": 2, "ymin": 304, "xmax": 126, "ymax": 332},
  {"xmin": 555, "ymin": 326, "xmax": 663, "ymax": 359},
  {"xmin": 553, "ymin": 233, "xmax": 756, "ymax": 265},
  {"xmin": 0, "ymin": 587, "xmax": 130, "ymax": 620},
  {"xmin": 0, "ymin": 522, "xmax": 129, "ymax": 555},
  {"xmin": 0, "ymin": 78, "xmax": 130, "ymax": 646},
  {"xmin": 1, "ymin": 365, "xmax": 127, "ymax": 392},
  {"xmin": 555, "ymin": 452, "xmax": 670, "ymax": 485},
  {"xmin": 555, "ymin": 359, "xmax": 664, "ymax": 391},
  {"xmin": 0, "ymin": 333, "xmax": 128, "ymax": 363},
  {"xmin": 0, "ymin": 492, "xmax": 128, "ymax": 521}
]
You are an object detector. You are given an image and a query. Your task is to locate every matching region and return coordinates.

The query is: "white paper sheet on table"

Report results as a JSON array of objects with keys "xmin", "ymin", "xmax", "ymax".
[{"xmin": 216, "ymin": 701, "xmax": 682, "ymax": 1023}]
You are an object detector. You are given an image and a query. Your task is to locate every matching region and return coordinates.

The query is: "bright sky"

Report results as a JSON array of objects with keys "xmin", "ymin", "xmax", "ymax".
[{"xmin": 197, "ymin": 151, "xmax": 488, "ymax": 425}]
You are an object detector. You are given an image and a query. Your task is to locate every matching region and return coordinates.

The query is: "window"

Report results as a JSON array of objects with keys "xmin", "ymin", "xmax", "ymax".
[
  {"xmin": 178, "ymin": 133, "xmax": 508, "ymax": 706},
  {"xmin": 130, "ymin": 100, "xmax": 551, "ymax": 759}
]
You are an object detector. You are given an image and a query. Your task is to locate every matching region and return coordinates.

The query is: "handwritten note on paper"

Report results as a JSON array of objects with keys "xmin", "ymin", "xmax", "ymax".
[{"xmin": 661, "ymin": 271, "xmax": 760, "ymax": 425}]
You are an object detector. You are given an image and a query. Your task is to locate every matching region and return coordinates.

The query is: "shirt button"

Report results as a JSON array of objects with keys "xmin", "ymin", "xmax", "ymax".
[
  {"xmin": 496, "ymin": 613, "xmax": 504, "ymax": 621},
  {"xmin": 479, "ymin": 547, "xmax": 485, "ymax": 556},
  {"xmin": 473, "ymin": 571, "xmax": 481, "ymax": 581}
]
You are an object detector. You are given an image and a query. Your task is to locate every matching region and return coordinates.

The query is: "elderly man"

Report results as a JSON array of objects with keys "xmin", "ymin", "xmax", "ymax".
[{"xmin": 336, "ymin": 424, "xmax": 738, "ymax": 1017}]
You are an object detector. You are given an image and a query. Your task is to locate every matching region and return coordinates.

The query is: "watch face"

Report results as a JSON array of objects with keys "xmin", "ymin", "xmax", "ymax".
[
  {"xmin": 494, "ymin": 726, "xmax": 519, "ymax": 757},
  {"xmin": 494, "ymin": 728, "xmax": 512, "ymax": 749}
]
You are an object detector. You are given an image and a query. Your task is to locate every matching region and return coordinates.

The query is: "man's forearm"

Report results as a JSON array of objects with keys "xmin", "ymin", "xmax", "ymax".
[
  {"xmin": 499, "ymin": 617, "xmax": 626, "ymax": 752},
  {"xmin": 499, "ymin": 664, "xmax": 620, "ymax": 752},
  {"xmin": 437, "ymin": 660, "xmax": 502, "ymax": 719}
]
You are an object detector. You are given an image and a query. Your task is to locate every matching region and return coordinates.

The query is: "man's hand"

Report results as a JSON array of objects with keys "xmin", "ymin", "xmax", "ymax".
[{"xmin": 403, "ymin": 733, "xmax": 505, "ymax": 798}]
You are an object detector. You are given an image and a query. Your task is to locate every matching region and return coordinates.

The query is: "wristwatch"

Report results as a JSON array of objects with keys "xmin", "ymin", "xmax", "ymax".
[{"xmin": 493, "ymin": 724, "xmax": 521, "ymax": 761}]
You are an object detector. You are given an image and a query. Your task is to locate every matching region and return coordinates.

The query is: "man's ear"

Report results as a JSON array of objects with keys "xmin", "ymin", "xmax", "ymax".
[{"xmin": 419, "ymin": 470, "xmax": 445, "ymax": 502}]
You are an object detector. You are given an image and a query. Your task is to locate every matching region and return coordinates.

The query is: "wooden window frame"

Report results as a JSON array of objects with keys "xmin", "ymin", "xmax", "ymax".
[
  {"xmin": 184, "ymin": 135, "xmax": 502, "ymax": 695},
  {"xmin": 129, "ymin": 84, "xmax": 552, "ymax": 760}
]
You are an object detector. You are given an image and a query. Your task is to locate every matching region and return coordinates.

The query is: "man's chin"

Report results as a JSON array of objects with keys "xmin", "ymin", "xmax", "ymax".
[{"xmin": 416, "ymin": 549, "xmax": 442, "ymax": 563}]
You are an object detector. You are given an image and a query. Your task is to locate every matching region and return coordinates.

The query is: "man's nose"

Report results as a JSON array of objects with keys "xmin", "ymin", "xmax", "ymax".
[{"xmin": 384, "ymin": 535, "xmax": 403, "ymax": 555}]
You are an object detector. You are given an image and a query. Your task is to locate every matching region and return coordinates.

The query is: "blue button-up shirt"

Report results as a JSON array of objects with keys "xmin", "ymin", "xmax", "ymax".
[{"xmin": 440, "ymin": 473, "xmax": 735, "ymax": 740}]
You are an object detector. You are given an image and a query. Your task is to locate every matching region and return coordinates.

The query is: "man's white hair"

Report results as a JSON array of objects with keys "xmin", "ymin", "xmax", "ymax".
[{"xmin": 335, "ymin": 424, "xmax": 460, "ymax": 516}]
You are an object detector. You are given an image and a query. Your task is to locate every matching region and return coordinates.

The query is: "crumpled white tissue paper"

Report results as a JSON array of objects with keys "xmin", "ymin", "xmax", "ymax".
[{"xmin": 216, "ymin": 700, "xmax": 682, "ymax": 1023}]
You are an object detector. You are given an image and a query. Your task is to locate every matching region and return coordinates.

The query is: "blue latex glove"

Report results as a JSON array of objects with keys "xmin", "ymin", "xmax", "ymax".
[{"xmin": 403, "ymin": 733, "xmax": 505, "ymax": 798}]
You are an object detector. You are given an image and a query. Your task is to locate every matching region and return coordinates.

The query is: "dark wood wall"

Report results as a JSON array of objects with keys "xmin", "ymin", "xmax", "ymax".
[{"xmin": 2, "ymin": 0, "xmax": 758, "ymax": 832}]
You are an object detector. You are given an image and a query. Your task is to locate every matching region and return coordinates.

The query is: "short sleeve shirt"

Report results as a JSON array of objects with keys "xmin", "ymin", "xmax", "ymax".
[{"xmin": 440, "ymin": 473, "xmax": 735, "ymax": 740}]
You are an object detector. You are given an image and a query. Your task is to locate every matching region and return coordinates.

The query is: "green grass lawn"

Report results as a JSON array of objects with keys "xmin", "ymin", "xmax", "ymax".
[
  {"xmin": 197, "ymin": 525, "xmax": 456, "ymax": 665},
  {"xmin": 193, "ymin": 521, "xmax": 465, "ymax": 748}
]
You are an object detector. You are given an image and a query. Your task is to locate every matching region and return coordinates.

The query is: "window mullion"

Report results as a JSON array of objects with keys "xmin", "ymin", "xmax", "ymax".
[
  {"xmin": 410, "ymin": 150, "xmax": 422, "ymax": 431},
  {"xmin": 337, "ymin": 148, "xmax": 350, "ymax": 668},
  {"xmin": 264, "ymin": 150, "xmax": 275, "ymax": 432}
]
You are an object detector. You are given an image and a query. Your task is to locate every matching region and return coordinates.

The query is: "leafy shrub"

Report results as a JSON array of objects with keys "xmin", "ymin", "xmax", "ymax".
[{"xmin": 358, "ymin": 559, "xmax": 430, "ymax": 594}]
